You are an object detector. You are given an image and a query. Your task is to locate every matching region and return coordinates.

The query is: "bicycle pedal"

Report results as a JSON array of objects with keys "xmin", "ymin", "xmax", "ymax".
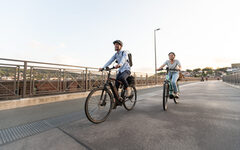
[
  {"xmin": 116, "ymin": 101, "xmax": 122, "ymax": 106},
  {"xmin": 112, "ymin": 101, "xmax": 122, "ymax": 109}
]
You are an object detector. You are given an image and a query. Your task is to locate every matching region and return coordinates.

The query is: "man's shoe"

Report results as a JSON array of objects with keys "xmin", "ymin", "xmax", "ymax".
[
  {"xmin": 113, "ymin": 98, "xmax": 123, "ymax": 109},
  {"xmin": 125, "ymin": 87, "xmax": 132, "ymax": 97}
]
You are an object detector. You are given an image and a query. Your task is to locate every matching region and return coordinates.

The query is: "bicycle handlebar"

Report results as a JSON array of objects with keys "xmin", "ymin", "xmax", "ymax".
[
  {"xmin": 158, "ymin": 68, "xmax": 180, "ymax": 72},
  {"xmin": 102, "ymin": 66, "xmax": 116, "ymax": 71}
]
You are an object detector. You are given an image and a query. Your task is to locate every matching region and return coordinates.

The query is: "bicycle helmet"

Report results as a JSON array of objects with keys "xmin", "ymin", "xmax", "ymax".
[{"xmin": 113, "ymin": 40, "xmax": 123, "ymax": 47}]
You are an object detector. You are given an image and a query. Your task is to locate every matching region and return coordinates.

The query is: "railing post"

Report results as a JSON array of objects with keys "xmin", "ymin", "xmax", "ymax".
[
  {"xmin": 32, "ymin": 68, "xmax": 36, "ymax": 95},
  {"xmin": 146, "ymin": 73, "xmax": 148, "ymax": 86},
  {"xmin": 238, "ymin": 73, "xmax": 240, "ymax": 85},
  {"xmin": 22, "ymin": 61, "xmax": 27, "ymax": 98},
  {"xmin": 85, "ymin": 68, "xmax": 88, "ymax": 91},
  {"xmin": 29, "ymin": 67, "xmax": 33, "ymax": 96},
  {"xmin": 17, "ymin": 66, "xmax": 20, "ymax": 96},
  {"xmin": 89, "ymin": 71, "xmax": 92, "ymax": 90},
  {"xmin": 236, "ymin": 73, "xmax": 237, "ymax": 84},
  {"xmin": 154, "ymin": 74, "xmax": 157, "ymax": 85},
  {"xmin": 155, "ymin": 71, "xmax": 158, "ymax": 85},
  {"xmin": 134, "ymin": 72, "xmax": 137, "ymax": 86},
  {"xmin": 13, "ymin": 67, "xmax": 17, "ymax": 96},
  {"xmin": 58, "ymin": 69, "xmax": 61, "ymax": 92},
  {"xmin": 63, "ymin": 69, "xmax": 66, "ymax": 92}
]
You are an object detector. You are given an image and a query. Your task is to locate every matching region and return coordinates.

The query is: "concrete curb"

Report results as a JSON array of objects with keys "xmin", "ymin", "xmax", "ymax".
[{"xmin": 222, "ymin": 81, "xmax": 240, "ymax": 89}]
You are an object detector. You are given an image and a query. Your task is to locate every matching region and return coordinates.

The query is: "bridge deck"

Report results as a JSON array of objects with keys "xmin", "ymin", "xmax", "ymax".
[{"xmin": 0, "ymin": 81, "xmax": 240, "ymax": 150}]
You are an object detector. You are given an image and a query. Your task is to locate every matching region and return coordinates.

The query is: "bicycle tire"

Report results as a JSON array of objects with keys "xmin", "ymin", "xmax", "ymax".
[
  {"xmin": 85, "ymin": 87, "xmax": 113, "ymax": 124},
  {"xmin": 163, "ymin": 83, "xmax": 169, "ymax": 111},
  {"xmin": 123, "ymin": 86, "xmax": 137, "ymax": 111}
]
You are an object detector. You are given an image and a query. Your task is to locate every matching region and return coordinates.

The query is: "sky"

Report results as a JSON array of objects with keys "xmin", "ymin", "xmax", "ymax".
[{"xmin": 0, "ymin": 0, "xmax": 239, "ymax": 73}]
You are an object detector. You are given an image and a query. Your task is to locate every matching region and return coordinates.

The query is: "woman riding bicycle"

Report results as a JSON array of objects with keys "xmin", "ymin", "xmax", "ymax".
[{"xmin": 156, "ymin": 52, "xmax": 182, "ymax": 98}]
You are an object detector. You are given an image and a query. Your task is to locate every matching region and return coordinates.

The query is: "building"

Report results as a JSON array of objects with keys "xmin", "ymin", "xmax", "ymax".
[
  {"xmin": 232, "ymin": 63, "xmax": 240, "ymax": 69},
  {"xmin": 229, "ymin": 63, "xmax": 240, "ymax": 73}
]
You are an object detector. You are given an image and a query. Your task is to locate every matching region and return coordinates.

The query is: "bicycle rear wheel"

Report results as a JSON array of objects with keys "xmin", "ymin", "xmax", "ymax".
[
  {"xmin": 123, "ymin": 86, "xmax": 137, "ymax": 111},
  {"xmin": 85, "ymin": 87, "xmax": 113, "ymax": 124},
  {"xmin": 163, "ymin": 83, "xmax": 169, "ymax": 111}
]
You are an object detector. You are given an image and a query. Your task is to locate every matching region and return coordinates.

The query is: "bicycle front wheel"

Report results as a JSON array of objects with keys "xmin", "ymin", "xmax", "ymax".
[
  {"xmin": 123, "ymin": 86, "xmax": 137, "ymax": 111},
  {"xmin": 163, "ymin": 83, "xmax": 169, "ymax": 111},
  {"xmin": 85, "ymin": 87, "xmax": 113, "ymax": 124}
]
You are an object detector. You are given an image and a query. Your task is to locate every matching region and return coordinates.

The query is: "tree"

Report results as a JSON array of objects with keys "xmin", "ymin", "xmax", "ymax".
[
  {"xmin": 215, "ymin": 67, "xmax": 228, "ymax": 73},
  {"xmin": 193, "ymin": 68, "xmax": 201, "ymax": 72},
  {"xmin": 186, "ymin": 69, "xmax": 192, "ymax": 72},
  {"xmin": 202, "ymin": 67, "xmax": 213, "ymax": 75}
]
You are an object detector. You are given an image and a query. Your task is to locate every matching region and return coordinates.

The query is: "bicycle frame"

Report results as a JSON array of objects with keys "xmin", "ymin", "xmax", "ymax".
[
  {"xmin": 164, "ymin": 73, "xmax": 174, "ymax": 95},
  {"xmin": 101, "ymin": 68, "xmax": 122, "ymax": 103},
  {"xmin": 84, "ymin": 67, "xmax": 137, "ymax": 123},
  {"xmin": 163, "ymin": 67, "xmax": 180, "ymax": 95}
]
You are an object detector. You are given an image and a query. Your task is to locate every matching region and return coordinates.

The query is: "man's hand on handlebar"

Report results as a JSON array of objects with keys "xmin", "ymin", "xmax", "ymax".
[
  {"xmin": 115, "ymin": 64, "xmax": 121, "ymax": 69},
  {"xmin": 99, "ymin": 66, "xmax": 116, "ymax": 71}
]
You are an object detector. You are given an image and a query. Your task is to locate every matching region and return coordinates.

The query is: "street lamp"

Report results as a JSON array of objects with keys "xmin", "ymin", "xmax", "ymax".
[{"xmin": 154, "ymin": 28, "xmax": 160, "ymax": 84}]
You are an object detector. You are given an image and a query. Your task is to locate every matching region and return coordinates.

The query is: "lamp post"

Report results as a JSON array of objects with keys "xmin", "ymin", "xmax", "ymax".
[{"xmin": 154, "ymin": 28, "xmax": 160, "ymax": 84}]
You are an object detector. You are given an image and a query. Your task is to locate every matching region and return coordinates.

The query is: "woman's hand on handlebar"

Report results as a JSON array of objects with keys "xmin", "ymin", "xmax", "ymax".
[
  {"xmin": 99, "ymin": 68, "xmax": 104, "ymax": 71},
  {"xmin": 176, "ymin": 66, "xmax": 181, "ymax": 71},
  {"xmin": 176, "ymin": 68, "xmax": 181, "ymax": 71}
]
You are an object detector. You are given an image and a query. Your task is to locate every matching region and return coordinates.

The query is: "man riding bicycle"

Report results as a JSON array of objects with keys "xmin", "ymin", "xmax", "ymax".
[
  {"xmin": 99, "ymin": 40, "xmax": 132, "ymax": 97},
  {"xmin": 156, "ymin": 52, "xmax": 182, "ymax": 98}
]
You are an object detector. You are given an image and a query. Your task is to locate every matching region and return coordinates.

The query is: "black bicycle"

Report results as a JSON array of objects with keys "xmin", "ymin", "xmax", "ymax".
[
  {"xmin": 158, "ymin": 68, "xmax": 179, "ymax": 111},
  {"xmin": 85, "ymin": 67, "xmax": 137, "ymax": 124}
]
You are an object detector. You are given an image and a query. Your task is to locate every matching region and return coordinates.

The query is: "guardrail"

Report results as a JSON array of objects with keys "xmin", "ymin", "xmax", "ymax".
[
  {"xmin": 0, "ymin": 58, "xmax": 199, "ymax": 100},
  {"xmin": 222, "ymin": 72, "xmax": 240, "ymax": 85}
]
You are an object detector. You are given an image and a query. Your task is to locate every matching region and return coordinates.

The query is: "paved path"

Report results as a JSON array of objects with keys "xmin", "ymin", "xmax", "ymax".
[{"xmin": 1, "ymin": 81, "xmax": 240, "ymax": 150}]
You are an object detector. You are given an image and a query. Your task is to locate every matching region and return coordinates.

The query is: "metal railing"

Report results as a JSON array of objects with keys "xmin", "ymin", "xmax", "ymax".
[
  {"xmin": 222, "ymin": 72, "xmax": 240, "ymax": 85},
  {"xmin": 0, "ymin": 58, "xmax": 199, "ymax": 100}
]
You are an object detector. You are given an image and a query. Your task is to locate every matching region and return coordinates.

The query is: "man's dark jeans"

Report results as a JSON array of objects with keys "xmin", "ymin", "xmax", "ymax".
[{"xmin": 115, "ymin": 70, "xmax": 131, "ymax": 90}]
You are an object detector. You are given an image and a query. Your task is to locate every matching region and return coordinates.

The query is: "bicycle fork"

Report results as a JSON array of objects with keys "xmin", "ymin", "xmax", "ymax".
[{"xmin": 100, "ymin": 88, "xmax": 107, "ymax": 106}]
